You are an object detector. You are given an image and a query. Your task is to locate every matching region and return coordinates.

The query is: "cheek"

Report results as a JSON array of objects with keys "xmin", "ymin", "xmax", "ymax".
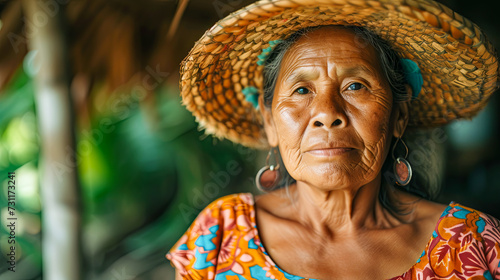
[
  {"xmin": 273, "ymin": 100, "xmax": 309, "ymax": 141},
  {"xmin": 272, "ymin": 100, "xmax": 309, "ymax": 172},
  {"xmin": 352, "ymin": 94, "xmax": 393, "ymax": 137},
  {"xmin": 352, "ymin": 102, "xmax": 394, "ymax": 169},
  {"xmin": 370, "ymin": 109, "xmax": 391, "ymax": 137}
]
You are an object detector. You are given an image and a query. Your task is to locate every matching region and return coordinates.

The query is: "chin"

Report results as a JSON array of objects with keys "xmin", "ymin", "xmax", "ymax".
[{"xmin": 295, "ymin": 165, "xmax": 379, "ymax": 191}]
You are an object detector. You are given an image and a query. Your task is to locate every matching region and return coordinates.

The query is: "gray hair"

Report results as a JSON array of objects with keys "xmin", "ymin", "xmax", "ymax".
[{"xmin": 261, "ymin": 26, "xmax": 442, "ymax": 214}]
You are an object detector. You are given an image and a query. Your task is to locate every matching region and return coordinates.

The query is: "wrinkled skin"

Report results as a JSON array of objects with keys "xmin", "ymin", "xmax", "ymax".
[
  {"xmin": 253, "ymin": 26, "xmax": 447, "ymax": 279},
  {"xmin": 262, "ymin": 26, "xmax": 403, "ymax": 192}
]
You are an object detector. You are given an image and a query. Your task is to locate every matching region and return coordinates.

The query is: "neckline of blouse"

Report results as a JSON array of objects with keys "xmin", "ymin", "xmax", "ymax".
[{"xmin": 246, "ymin": 193, "xmax": 454, "ymax": 280}]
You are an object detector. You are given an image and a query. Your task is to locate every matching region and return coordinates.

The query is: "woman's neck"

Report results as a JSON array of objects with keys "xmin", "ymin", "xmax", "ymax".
[{"xmin": 289, "ymin": 174, "xmax": 413, "ymax": 238}]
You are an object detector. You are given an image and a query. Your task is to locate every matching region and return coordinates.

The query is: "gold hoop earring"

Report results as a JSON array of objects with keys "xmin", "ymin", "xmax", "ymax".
[
  {"xmin": 255, "ymin": 148, "xmax": 281, "ymax": 192},
  {"xmin": 392, "ymin": 137, "xmax": 412, "ymax": 186}
]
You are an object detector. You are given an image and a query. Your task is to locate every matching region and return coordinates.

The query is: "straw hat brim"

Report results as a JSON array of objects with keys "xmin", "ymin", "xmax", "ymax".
[{"xmin": 180, "ymin": 0, "xmax": 499, "ymax": 148}]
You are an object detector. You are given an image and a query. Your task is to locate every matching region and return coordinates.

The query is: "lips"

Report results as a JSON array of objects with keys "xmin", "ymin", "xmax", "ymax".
[
  {"xmin": 306, "ymin": 147, "xmax": 354, "ymax": 156},
  {"xmin": 304, "ymin": 141, "xmax": 358, "ymax": 157}
]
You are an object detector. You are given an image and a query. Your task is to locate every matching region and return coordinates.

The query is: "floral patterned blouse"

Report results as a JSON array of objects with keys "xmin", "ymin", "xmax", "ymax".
[{"xmin": 167, "ymin": 193, "xmax": 500, "ymax": 279}]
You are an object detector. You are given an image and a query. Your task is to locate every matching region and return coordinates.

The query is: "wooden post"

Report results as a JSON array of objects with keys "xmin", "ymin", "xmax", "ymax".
[{"xmin": 22, "ymin": 0, "xmax": 82, "ymax": 279}]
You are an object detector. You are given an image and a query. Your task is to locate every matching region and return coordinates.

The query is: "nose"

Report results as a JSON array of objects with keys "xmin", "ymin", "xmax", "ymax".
[{"xmin": 310, "ymin": 91, "xmax": 347, "ymax": 129}]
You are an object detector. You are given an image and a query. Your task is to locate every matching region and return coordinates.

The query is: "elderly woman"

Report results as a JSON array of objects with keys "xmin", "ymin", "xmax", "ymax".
[{"xmin": 167, "ymin": 0, "xmax": 500, "ymax": 279}]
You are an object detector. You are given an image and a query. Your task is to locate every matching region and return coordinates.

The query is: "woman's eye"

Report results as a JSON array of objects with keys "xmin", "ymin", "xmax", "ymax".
[
  {"xmin": 295, "ymin": 87, "xmax": 310, "ymax": 95},
  {"xmin": 347, "ymin": 83, "xmax": 365, "ymax": 91}
]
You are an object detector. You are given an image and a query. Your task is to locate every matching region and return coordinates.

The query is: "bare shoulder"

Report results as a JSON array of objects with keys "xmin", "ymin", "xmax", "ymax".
[
  {"xmin": 415, "ymin": 197, "xmax": 448, "ymax": 221},
  {"xmin": 407, "ymin": 194, "xmax": 448, "ymax": 226},
  {"xmin": 393, "ymin": 191, "xmax": 448, "ymax": 227}
]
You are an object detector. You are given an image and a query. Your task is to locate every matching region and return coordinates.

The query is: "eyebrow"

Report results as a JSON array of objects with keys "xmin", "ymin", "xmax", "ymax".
[
  {"xmin": 284, "ymin": 63, "xmax": 379, "ymax": 85},
  {"xmin": 338, "ymin": 64, "xmax": 377, "ymax": 78},
  {"xmin": 285, "ymin": 70, "xmax": 320, "ymax": 84}
]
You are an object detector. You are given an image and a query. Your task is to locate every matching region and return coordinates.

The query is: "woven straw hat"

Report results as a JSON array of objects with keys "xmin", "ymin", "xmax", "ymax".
[{"xmin": 180, "ymin": 0, "xmax": 499, "ymax": 148}]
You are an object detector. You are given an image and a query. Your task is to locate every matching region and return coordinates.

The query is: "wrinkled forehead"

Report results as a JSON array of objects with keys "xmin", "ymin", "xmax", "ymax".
[
  {"xmin": 277, "ymin": 26, "xmax": 384, "ymax": 82},
  {"xmin": 284, "ymin": 26, "xmax": 381, "ymax": 66}
]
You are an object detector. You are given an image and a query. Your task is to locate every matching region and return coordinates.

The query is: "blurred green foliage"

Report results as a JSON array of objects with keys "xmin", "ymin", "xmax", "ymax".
[
  {"xmin": 0, "ymin": 66, "xmax": 260, "ymax": 279},
  {"xmin": 0, "ymin": 68, "xmax": 42, "ymax": 279}
]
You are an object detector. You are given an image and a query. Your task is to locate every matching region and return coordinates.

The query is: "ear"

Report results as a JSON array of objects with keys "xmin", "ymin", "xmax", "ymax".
[
  {"xmin": 259, "ymin": 95, "xmax": 279, "ymax": 147},
  {"xmin": 392, "ymin": 85, "xmax": 411, "ymax": 138}
]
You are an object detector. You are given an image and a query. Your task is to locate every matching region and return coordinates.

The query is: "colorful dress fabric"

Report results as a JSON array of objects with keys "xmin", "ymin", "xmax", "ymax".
[{"xmin": 166, "ymin": 193, "xmax": 500, "ymax": 280}]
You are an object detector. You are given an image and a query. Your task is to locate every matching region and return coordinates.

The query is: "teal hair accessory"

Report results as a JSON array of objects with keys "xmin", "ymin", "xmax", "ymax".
[
  {"xmin": 242, "ymin": 86, "xmax": 260, "ymax": 109},
  {"xmin": 257, "ymin": 40, "xmax": 283, "ymax": 66},
  {"xmin": 400, "ymin": 58, "xmax": 423, "ymax": 99}
]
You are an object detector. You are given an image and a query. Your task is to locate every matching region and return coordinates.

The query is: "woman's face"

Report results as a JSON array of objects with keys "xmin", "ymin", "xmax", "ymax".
[{"xmin": 261, "ymin": 26, "xmax": 407, "ymax": 190}]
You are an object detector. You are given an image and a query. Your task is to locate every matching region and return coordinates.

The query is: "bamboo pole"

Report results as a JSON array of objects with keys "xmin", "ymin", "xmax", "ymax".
[{"xmin": 22, "ymin": 0, "xmax": 82, "ymax": 279}]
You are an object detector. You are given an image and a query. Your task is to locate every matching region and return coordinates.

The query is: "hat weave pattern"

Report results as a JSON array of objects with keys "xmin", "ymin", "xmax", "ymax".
[{"xmin": 180, "ymin": 0, "xmax": 499, "ymax": 148}]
